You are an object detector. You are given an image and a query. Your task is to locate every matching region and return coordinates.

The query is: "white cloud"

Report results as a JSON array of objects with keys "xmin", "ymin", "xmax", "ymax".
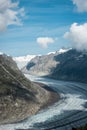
[
  {"xmin": 0, "ymin": 0, "xmax": 25, "ymax": 32},
  {"xmin": 64, "ymin": 23, "xmax": 87, "ymax": 51},
  {"xmin": 72, "ymin": 0, "xmax": 87, "ymax": 12},
  {"xmin": 37, "ymin": 37, "xmax": 55, "ymax": 49}
]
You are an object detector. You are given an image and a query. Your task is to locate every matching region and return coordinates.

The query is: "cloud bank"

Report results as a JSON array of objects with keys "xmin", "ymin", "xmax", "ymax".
[
  {"xmin": 72, "ymin": 0, "xmax": 87, "ymax": 12},
  {"xmin": 64, "ymin": 23, "xmax": 87, "ymax": 51},
  {"xmin": 37, "ymin": 37, "xmax": 55, "ymax": 49},
  {"xmin": 0, "ymin": 0, "xmax": 25, "ymax": 32}
]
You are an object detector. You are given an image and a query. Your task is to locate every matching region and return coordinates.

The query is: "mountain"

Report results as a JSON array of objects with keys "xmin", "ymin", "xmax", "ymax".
[
  {"xmin": 0, "ymin": 54, "xmax": 52, "ymax": 124},
  {"xmin": 22, "ymin": 53, "xmax": 57, "ymax": 76},
  {"xmin": 13, "ymin": 55, "xmax": 36, "ymax": 69},
  {"xmin": 22, "ymin": 48, "xmax": 71, "ymax": 76},
  {"xmin": 22, "ymin": 48, "xmax": 87, "ymax": 83},
  {"xmin": 50, "ymin": 49, "xmax": 87, "ymax": 83}
]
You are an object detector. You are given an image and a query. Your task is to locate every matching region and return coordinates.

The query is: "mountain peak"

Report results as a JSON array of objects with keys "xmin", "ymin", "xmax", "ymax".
[{"xmin": 47, "ymin": 52, "xmax": 55, "ymax": 55}]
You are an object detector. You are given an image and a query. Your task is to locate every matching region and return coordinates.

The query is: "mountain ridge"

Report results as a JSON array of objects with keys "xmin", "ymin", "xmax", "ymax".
[
  {"xmin": 22, "ymin": 48, "xmax": 72, "ymax": 76},
  {"xmin": 22, "ymin": 48, "xmax": 87, "ymax": 83},
  {"xmin": 0, "ymin": 54, "xmax": 58, "ymax": 124}
]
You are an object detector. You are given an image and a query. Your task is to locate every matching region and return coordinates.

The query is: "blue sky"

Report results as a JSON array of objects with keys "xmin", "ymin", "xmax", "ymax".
[{"xmin": 0, "ymin": 0, "xmax": 87, "ymax": 56}]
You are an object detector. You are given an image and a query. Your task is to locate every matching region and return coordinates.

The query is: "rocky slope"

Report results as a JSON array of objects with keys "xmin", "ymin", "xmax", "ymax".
[
  {"xmin": 0, "ymin": 54, "xmax": 56, "ymax": 124},
  {"xmin": 22, "ymin": 53, "xmax": 57, "ymax": 76},
  {"xmin": 22, "ymin": 48, "xmax": 70, "ymax": 76}
]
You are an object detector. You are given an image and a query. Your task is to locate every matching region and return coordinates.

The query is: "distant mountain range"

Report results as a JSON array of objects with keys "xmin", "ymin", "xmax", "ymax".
[
  {"xmin": 13, "ymin": 55, "xmax": 36, "ymax": 69},
  {"xmin": 22, "ymin": 48, "xmax": 87, "ymax": 83},
  {"xmin": 0, "ymin": 53, "xmax": 51, "ymax": 124},
  {"xmin": 13, "ymin": 49, "xmax": 70, "ymax": 70}
]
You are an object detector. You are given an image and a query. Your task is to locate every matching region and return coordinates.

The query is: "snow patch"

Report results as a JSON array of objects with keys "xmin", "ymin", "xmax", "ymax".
[
  {"xmin": 47, "ymin": 48, "xmax": 72, "ymax": 55},
  {"xmin": 47, "ymin": 52, "xmax": 55, "ymax": 55},
  {"xmin": 58, "ymin": 48, "xmax": 72, "ymax": 54}
]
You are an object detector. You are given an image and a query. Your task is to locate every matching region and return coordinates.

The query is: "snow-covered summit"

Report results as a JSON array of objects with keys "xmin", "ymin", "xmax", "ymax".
[
  {"xmin": 47, "ymin": 52, "xmax": 55, "ymax": 55},
  {"xmin": 13, "ymin": 55, "xmax": 36, "ymax": 69},
  {"xmin": 47, "ymin": 48, "xmax": 72, "ymax": 55},
  {"xmin": 14, "ymin": 55, "xmax": 36, "ymax": 62},
  {"xmin": 57, "ymin": 48, "xmax": 72, "ymax": 54}
]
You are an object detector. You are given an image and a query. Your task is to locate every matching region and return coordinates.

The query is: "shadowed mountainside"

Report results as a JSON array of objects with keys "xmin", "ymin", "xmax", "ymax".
[
  {"xmin": 22, "ymin": 53, "xmax": 58, "ymax": 76},
  {"xmin": 50, "ymin": 49, "xmax": 87, "ymax": 83}
]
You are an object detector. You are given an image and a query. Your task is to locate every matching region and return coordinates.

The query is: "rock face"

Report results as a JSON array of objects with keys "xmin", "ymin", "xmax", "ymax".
[
  {"xmin": 22, "ymin": 49, "xmax": 87, "ymax": 83},
  {"xmin": 22, "ymin": 53, "xmax": 58, "ymax": 76},
  {"xmin": 0, "ymin": 54, "xmax": 51, "ymax": 124}
]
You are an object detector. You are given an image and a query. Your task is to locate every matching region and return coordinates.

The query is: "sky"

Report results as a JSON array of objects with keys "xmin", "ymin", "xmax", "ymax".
[{"xmin": 0, "ymin": 0, "xmax": 87, "ymax": 56}]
